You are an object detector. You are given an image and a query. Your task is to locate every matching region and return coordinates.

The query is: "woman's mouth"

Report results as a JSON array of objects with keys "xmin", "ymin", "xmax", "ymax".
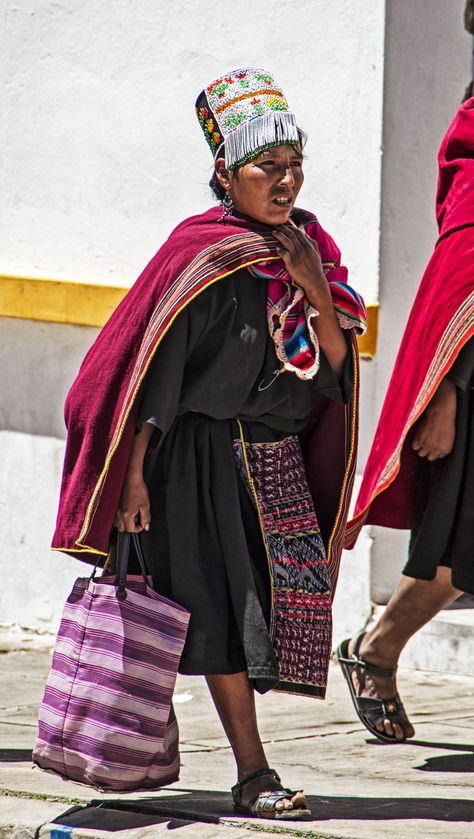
[{"xmin": 273, "ymin": 196, "xmax": 293, "ymax": 207}]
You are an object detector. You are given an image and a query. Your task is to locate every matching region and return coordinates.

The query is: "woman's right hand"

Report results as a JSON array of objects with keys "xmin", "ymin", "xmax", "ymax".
[
  {"xmin": 412, "ymin": 378, "xmax": 457, "ymax": 461},
  {"xmin": 115, "ymin": 473, "xmax": 151, "ymax": 533}
]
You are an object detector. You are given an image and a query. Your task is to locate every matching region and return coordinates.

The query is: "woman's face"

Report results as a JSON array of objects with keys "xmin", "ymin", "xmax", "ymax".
[{"xmin": 218, "ymin": 144, "xmax": 304, "ymax": 225}]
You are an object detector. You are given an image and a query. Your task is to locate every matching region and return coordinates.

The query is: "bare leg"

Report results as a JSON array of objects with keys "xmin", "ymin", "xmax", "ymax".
[
  {"xmin": 348, "ymin": 566, "xmax": 462, "ymax": 739},
  {"xmin": 205, "ymin": 671, "xmax": 267, "ymax": 779},
  {"xmin": 206, "ymin": 672, "xmax": 307, "ymax": 813}
]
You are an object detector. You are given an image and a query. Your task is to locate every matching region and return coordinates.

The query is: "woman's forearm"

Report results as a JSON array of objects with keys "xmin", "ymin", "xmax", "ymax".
[
  {"xmin": 116, "ymin": 422, "xmax": 155, "ymax": 532},
  {"xmin": 126, "ymin": 422, "xmax": 156, "ymax": 479},
  {"xmin": 308, "ymin": 293, "xmax": 348, "ymax": 378}
]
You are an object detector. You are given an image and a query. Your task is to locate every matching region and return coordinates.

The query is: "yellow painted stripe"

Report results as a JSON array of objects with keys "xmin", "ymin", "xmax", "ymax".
[
  {"xmin": 0, "ymin": 273, "xmax": 379, "ymax": 356},
  {"xmin": 357, "ymin": 303, "xmax": 378, "ymax": 358},
  {"xmin": 0, "ymin": 274, "xmax": 127, "ymax": 329}
]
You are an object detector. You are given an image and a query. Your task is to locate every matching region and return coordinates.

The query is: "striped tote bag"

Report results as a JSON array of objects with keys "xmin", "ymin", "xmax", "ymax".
[{"xmin": 33, "ymin": 533, "xmax": 190, "ymax": 791}]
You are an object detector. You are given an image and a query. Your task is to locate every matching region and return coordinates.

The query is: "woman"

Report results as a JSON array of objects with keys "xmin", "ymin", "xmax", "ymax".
[
  {"xmin": 341, "ymin": 97, "xmax": 474, "ymax": 743},
  {"xmin": 52, "ymin": 68, "xmax": 366, "ymax": 818}
]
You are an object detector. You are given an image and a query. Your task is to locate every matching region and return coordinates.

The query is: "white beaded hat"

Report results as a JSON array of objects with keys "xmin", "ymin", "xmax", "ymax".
[{"xmin": 195, "ymin": 67, "xmax": 300, "ymax": 169}]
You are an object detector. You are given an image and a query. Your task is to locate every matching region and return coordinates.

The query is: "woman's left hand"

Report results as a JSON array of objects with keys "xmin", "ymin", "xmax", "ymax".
[{"xmin": 272, "ymin": 223, "xmax": 331, "ymax": 308}]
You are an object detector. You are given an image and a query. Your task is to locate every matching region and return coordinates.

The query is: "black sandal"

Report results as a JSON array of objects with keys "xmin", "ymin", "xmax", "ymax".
[
  {"xmin": 337, "ymin": 632, "xmax": 411, "ymax": 743},
  {"xmin": 231, "ymin": 767, "xmax": 311, "ymax": 820}
]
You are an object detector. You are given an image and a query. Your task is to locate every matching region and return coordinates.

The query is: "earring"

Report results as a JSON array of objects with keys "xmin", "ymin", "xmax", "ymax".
[{"xmin": 221, "ymin": 189, "xmax": 234, "ymax": 220}]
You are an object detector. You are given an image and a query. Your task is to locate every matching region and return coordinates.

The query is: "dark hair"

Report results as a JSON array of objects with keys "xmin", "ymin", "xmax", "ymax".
[{"xmin": 209, "ymin": 129, "xmax": 307, "ymax": 201}]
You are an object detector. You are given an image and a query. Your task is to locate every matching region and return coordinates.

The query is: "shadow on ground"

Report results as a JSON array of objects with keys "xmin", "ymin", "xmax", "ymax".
[
  {"xmin": 47, "ymin": 803, "xmax": 194, "ymax": 833},
  {"xmin": 362, "ymin": 737, "xmax": 474, "ymax": 773},
  {"xmin": 0, "ymin": 749, "xmax": 32, "ymax": 762},
  {"xmin": 408, "ymin": 739, "xmax": 474, "ymax": 773},
  {"xmin": 45, "ymin": 789, "xmax": 474, "ymax": 832}
]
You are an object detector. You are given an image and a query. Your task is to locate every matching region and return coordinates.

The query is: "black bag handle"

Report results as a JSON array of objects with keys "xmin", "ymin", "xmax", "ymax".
[{"xmin": 116, "ymin": 532, "xmax": 149, "ymax": 601}]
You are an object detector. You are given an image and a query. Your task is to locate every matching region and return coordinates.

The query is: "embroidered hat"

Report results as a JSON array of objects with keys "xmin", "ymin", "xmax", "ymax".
[{"xmin": 195, "ymin": 67, "xmax": 300, "ymax": 170}]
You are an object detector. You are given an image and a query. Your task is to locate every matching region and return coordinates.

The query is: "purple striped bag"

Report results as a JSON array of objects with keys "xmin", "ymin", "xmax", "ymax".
[{"xmin": 33, "ymin": 533, "xmax": 190, "ymax": 791}]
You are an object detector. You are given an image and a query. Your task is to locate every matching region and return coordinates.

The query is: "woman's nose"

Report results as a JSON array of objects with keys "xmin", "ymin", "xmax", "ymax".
[{"xmin": 280, "ymin": 166, "xmax": 295, "ymax": 186}]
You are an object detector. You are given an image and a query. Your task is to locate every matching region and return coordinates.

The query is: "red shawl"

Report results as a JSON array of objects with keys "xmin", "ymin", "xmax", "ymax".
[
  {"xmin": 52, "ymin": 206, "xmax": 362, "ymax": 591},
  {"xmin": 346, "ymin": 98, "xmax": 474, "ymax": 547}
]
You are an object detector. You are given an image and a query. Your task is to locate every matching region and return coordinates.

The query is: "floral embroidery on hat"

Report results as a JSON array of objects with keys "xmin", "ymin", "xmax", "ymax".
[
  {"xmin": 256, "ymin": 72, "xmax": 274, "ymax": 84},
  {"xmin": 225, "ymin": 113, "xmax": 247, "ymax": 129}
]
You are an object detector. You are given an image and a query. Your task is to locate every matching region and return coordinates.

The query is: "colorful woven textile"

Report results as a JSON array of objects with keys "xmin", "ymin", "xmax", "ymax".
[
  {"xmin": 233, "ymin": 432, "xmax": 331, "ymax": 697},
  {"xmin": 250, "ymin": 215, "xmax": 367, "ymax": 379},
  {"xmin": 33, "ymin": 571, "xmax": 190, "ymax": 791},
  {"xmin": 346, "ymin": 98, "xmax": 474, "ymax": 546}
]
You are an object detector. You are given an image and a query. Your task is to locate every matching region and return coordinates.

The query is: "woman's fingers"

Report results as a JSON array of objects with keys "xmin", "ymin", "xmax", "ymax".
[
  {"xmin": 272, "ymin": 224, "xmax": 327, "ymax": 300},
  {"xmin": 138, "ymin": 505, "xmax": 151, "ymax": 532},
  {"xmin": 412, "ymin": 424, "xmax": 454, "ymax": 460},
  {"xmin": 116, "ymin": 477, "xmax": 152, "ymax": 533},
  {"xmin": 283, "ymin": 223, "xmax": 319, "ymax": 251},
  {"xmin": 412, "ymin": 436, "xmax": 448, "ymax": 460},
  {"xmin": 115, "ymin": 511, "xmax": 125, "ymax": 532},
  {"xmin": 115, "ymin": 506, "xmax": 151, "ymax": 533},
  {"xmin": 273, "ymin": 227, "xmax": 298, "ymax": 254},
  {"xmin": 121, "ymin": 509, "xmax": 140, "ymax": 533}
]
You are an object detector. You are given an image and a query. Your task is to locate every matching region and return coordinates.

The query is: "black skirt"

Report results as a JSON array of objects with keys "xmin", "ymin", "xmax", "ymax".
[{"xmin": 140, "ymin": 414, "xmax": 280, "ymax": 693}]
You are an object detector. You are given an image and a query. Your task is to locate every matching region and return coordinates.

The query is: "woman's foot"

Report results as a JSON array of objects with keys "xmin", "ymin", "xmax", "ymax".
[
  {"xmin": 337, "ymin": 633, "xmax": 415, "ymax": 742},
  {"xmin": 232, "ymin": 767, "xmax": 311, "ymax": 819},
  {"xmin": 347, "ymin": 634, "xmax": 415, "ymax": 739}
]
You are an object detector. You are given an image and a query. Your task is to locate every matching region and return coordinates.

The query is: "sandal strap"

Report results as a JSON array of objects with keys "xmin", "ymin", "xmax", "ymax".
[
  {"xmin": 231, "ymin": 767, "xmax": 280, "ymax": 800},
  {"xmin": 253, "ymin": 789, "xmax": 296, "ymax": 815},
  {"xmin": 355, "ymin": 693, "xmax": 408, "ymax": 733},
  {"xmin": 338, "ymin": 632, "xmax": 396, "ymax": 678}
]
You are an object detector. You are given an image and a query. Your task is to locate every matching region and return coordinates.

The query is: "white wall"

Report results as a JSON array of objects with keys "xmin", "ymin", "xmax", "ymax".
[
  {"xmin": 0, "ymin": 430, "xmax": 84, "ymax": 631},
  {"xmin": 0, "ymin": 319, "xmax": 96, "ymax": 632},
  {"xmin": 1, "ymin": 0, "xmax": 385, "ymax": 301}
]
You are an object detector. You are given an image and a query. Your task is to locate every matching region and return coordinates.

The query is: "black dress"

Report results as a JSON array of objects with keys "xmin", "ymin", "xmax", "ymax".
[
  {"xmin": 405, "ymin": 337, "xmax": 474, "ymax": 593},
  {"xmin": 137, "ymin": 268, "xmax": 351, "ymax": 691}
]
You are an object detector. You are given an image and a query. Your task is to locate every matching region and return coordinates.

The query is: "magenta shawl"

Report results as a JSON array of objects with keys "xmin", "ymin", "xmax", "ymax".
[
  {"xmin": 346, "ymin": 98, "xmax": 474, "ymax": 547},
  {"xmin": 52, "ymin": 206, "xmax": 364, "ymax": 591}
]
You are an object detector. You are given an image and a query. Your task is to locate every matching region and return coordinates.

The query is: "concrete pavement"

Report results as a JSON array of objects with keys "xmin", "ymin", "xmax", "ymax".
[{"xmin": 1, "ymin": 646, "xmax": 474, "ymax": 839}]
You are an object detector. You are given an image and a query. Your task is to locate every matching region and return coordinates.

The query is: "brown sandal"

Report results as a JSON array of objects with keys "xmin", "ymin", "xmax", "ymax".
[
  {"xmin": 232, "ymin": 767, "xmax": 311, "ymax": 820},
  {"xmin": 337, "ymin": 632, "xmax": 411, "ymax": 743}
]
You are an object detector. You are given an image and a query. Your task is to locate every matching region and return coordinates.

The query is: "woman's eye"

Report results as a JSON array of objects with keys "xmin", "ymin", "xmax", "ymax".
[{"xmin": 291, "ymin": 160, "xmax": 303, "ymax": 168}]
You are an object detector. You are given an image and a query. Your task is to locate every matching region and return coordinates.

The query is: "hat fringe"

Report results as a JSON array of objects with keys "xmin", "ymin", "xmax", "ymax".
[{"xmin": 224, "ymin": 112, "xmax": 299, "ymax": 169}]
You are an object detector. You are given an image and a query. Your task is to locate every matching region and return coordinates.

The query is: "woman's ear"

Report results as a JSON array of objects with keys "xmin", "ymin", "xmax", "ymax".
[{"xmin": 215, "ymin": 157, "xmax": 231, "ymax": 191}]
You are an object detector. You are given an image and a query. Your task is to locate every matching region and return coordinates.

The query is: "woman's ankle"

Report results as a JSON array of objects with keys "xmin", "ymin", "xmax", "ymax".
[
  {"xmin": 236, "ymin": 758, "xmax": 270, "ymax": 783},
  {"xmin": 358, "ymin": 630, "xmax": 402, "ymax": 669}
]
